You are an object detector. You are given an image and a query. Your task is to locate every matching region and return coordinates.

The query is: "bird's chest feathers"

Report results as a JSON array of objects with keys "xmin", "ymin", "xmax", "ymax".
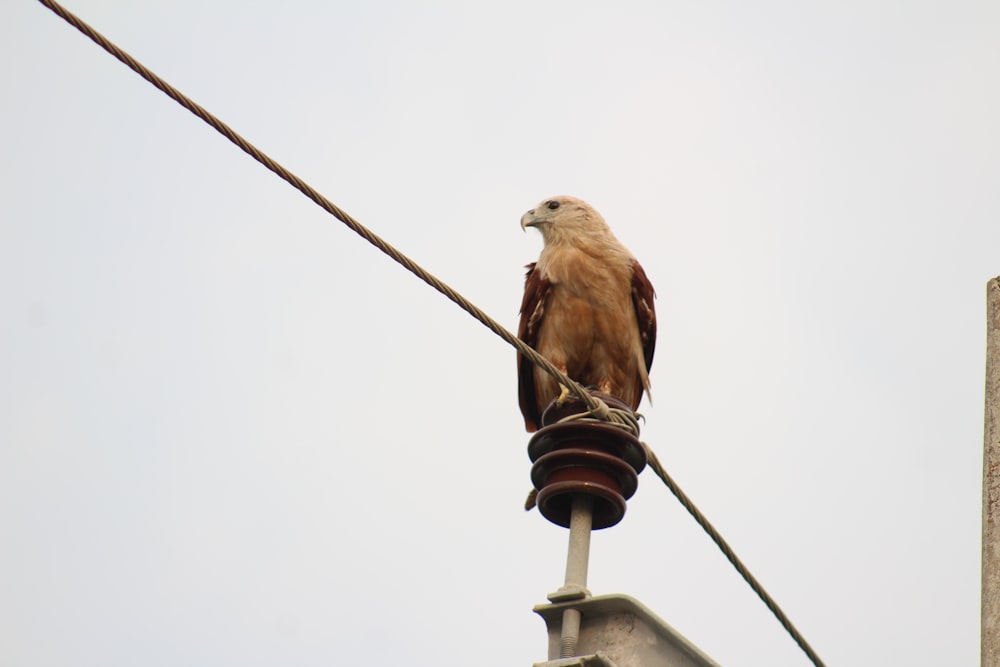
[
  {"xmin": 535, "ymin": 244, "xmax": 636, "ymax": 364},
  {"xmin": 538, "ymin": 245, "xmax": 632, "ymax": 313},
  {"xmin": 534, "ymin": 246, "xmax": 639, "ymax": 376}
]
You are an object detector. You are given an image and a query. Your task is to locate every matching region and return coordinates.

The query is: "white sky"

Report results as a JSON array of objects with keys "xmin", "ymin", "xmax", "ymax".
[{"xmin": 2, "ymin": 1, "xmax": 999, "ymax": 665}]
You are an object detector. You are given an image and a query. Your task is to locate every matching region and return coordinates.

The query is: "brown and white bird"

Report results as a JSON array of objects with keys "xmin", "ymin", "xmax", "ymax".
[{"xmin": 517, "ymin": 195, "xmax": 656, "ymax": 432}]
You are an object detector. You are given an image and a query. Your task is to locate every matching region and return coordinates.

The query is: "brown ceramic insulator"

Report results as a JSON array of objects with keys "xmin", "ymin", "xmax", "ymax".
[
  {"xmin": 530, "ymin": 448, "xmax": 639, "ymax": 500},
  {"xmin": 530, "ymin": 447, "xmax": 640, "ymax": 529},
  {"xmin": 536, "ymin": 480, "xmax": 628, "ymax": 529},
  {"xmin": 528, "ymin": 422, "xmax": 647, "ymax": 475},
  {"xmin": 526, "ymin": 390, "xmax": 648, "ymax": 529}
]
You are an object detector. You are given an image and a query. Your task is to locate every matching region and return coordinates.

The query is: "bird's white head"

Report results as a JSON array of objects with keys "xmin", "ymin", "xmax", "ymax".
[{"xmin": 520, "ymin": 195, "xmax": 612, "ymax": 246}]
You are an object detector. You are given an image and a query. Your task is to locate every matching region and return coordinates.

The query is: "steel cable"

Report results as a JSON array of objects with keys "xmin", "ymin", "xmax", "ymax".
[
  {"xmin": 33, "ymin": 0, "xmax": 619, "ymax": 424},
  {"xmin": 37, "ymin": 2, "xmax": 826, "ymax": 664},
  {"xmin": 642, "ymin": 445, "xmax": 827, "ymax": 667}
]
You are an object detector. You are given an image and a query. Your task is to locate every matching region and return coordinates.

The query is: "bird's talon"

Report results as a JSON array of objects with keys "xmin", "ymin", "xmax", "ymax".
[{"xmin": 554, "ymin": 383, "xmax": 573, "ymax": 406}]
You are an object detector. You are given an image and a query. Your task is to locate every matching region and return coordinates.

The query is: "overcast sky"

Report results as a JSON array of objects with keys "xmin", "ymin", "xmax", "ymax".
[{"xmin": 3, "ymin": 1, "xmax": 999, "ymax": 666}]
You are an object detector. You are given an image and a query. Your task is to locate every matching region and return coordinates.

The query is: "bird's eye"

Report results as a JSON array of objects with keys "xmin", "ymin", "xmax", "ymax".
[{"xmin": 546, "ymin": 200, "xmax": 560, "ymax": 210}]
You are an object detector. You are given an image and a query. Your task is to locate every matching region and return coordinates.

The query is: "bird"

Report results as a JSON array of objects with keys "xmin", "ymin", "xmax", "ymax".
[{"xmin": 517, "ymin": 195, "xmax": 656, "ymax": 432}]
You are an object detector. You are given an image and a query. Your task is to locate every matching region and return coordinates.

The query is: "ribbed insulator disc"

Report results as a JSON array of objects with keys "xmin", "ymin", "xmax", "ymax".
[
  {"xmin": 526, "ymin": 390, "xmax": 648, "ymax": 529},
  {"xmin": 536, "ymin": 480, "xmax": 628, "ymax": 529}
]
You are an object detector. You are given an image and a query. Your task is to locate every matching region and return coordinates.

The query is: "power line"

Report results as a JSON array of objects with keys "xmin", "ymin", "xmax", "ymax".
[
  {"xmin": 643, "ymin": 446, "xmax": 827, "ymax": 667},
  {"xmin": 36, "ymin": 1, "xmax": 827, "ymax": 664},
  {"xmin": 33, "ymin": 0, "xmax": 619, "ymax": 427}
]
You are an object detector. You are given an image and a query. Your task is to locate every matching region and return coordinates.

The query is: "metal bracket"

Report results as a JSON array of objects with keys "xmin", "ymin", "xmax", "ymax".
[
  {"xmin": 533, "ymin": 651, "xmax": 620, "ymax": 667},
  {"xmin": 534, "ymin": 594, "xmax": 722, "ymax": 667}
]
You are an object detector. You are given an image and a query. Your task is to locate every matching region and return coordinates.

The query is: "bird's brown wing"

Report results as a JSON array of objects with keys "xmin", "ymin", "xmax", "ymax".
[
  {"xmin": 517, "ymin": 263, "xmax": 551, "ymax": 432},
  {"xmin": 630, "ymin": 259, "xmax": 657, "ymax": 376}
]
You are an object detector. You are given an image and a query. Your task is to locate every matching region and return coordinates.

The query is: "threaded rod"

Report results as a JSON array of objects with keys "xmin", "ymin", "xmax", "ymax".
[{"xmin": 558, "ymin": 495, "xmax": 594, "ymax": 657}]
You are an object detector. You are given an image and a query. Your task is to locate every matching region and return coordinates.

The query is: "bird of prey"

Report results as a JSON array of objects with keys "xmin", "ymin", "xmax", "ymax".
[{"xmin": 517, "ymin": 195, "xmax": 656, "ymax": 432}]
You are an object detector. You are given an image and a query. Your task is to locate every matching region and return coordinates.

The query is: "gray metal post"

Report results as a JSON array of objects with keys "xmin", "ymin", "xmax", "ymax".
[
  {"xmin": 985, "ymin": 276, "xmax": 1000, "ymax": 667},
  {"xmin": 564, "ymin": 495, "xmax": 594, "ymax": 592},
  {"xmin": 553, "ymin": 495, "xmax": 594, "ymax": 658}
]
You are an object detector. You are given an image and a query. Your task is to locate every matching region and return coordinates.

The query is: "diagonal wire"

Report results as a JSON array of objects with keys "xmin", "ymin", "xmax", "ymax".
[
  {"xmin": 642, "ymin": 445, "xmax": 827, "ymax": 667},
  {"xmin": 38, "ymin": 1, "xmax": 826, "ymax": 663},
  {"xmin": 32, "ymin": 0, "xmax": 621, "ymax": 423}
]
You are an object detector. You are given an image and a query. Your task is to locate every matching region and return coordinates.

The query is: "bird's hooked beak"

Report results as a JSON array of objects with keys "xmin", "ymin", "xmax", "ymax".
[{"xmin": 521, "ymin": 209, "xmax": 540, "ymax": 232}]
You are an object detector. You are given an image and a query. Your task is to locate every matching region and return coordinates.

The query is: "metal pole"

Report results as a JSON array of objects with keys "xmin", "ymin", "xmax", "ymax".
[
  {"xmin": 558, "ymin": 495, "xmax": 594, "ymax": 658},
  {"xmin": 984, "ymin": 276, "xmax": 1000, "ymax": 667}
]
